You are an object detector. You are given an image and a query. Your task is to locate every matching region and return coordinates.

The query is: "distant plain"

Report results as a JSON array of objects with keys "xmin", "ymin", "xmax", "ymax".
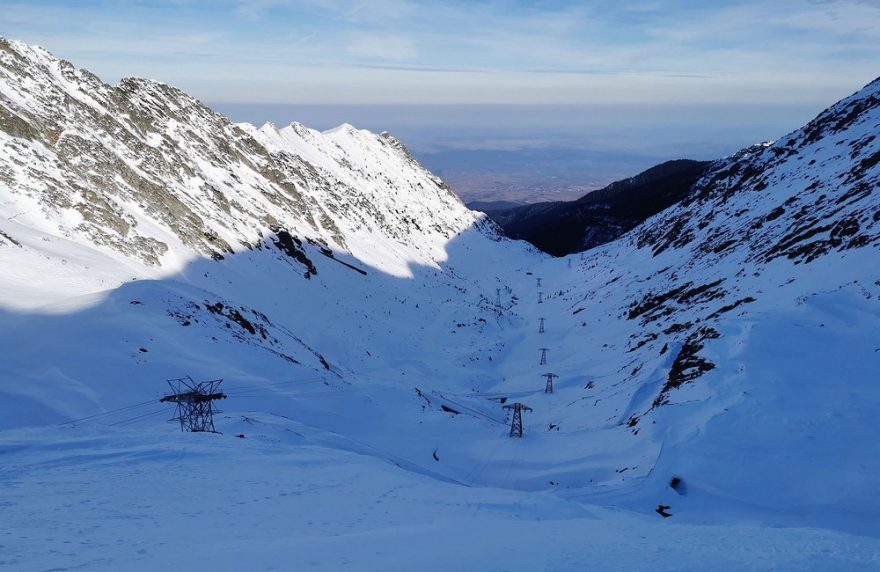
[{"xmin": 215, "ymin": 102, "xmax": 823, "ymax": 203}]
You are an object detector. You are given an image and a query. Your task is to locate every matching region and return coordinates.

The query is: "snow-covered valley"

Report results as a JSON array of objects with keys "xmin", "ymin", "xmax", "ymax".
[{"xmin": 1, "ymin": 38, "xmax": 880, "ymax": 570}]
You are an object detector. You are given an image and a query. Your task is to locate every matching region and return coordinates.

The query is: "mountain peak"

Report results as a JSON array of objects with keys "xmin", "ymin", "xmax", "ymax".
[{"xmin": 0, "ymin": 38, "xmax": 489, "ymax": 277}]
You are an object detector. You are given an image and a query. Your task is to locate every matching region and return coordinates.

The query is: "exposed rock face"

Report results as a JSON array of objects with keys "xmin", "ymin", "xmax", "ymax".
[
  {"xmin": 0, "ymin": 38, "xmax": 492, "ymax": 272},
  {"xmin": 576, "ymin": 77, "xmax": 880, "ymax": 404},
  {"xmin": 637, "ymin": 81, "xmax": 880, "ymax": 263}
]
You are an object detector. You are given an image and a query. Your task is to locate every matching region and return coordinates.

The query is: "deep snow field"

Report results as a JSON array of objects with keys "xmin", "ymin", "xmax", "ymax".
[
  {"xmin": 1, "ymin": 231, "xmax": 879, "ymax": 571},
  {"xmin": 3, "ymin": 422, "xmax": 880, "ymax": 572}
]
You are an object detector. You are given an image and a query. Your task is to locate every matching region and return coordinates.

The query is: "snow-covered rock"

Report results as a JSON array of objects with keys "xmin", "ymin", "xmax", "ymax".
[{"xmin": 0, "ymin": 37, "xmax": 490, "ymax": 284}]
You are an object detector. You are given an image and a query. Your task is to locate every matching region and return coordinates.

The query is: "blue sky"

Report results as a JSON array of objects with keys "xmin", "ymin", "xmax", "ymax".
[
  {"xmin": 3, "ymin": 1, "xmax": 879, "ymax": 199},
  {"xmin": 1, "ymin": 0, "xmax": 879, "ymax": 105}
]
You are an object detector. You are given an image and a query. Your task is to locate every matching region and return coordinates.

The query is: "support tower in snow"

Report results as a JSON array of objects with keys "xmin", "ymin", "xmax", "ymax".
[
  {"xmin": 539, "ymin": 347, "xmax": 548, "ymax": 365},
  {"xmin": 542, "ymin": 373, "xmax": 558, "ymax": 393},
  {"xmin": 538, "ymin": 292, "xmax": 543, "ymax": 304},
  {"xmin": 503, "ymin": 402, "xmax": 533, "ymax": 438},
  {"xmin": 160, "ymin": 376, "xmax": 226, "ymax": 433},
  {"xmin": 538, "ymin": 317, "xmax": 545, "ymax": 334}
]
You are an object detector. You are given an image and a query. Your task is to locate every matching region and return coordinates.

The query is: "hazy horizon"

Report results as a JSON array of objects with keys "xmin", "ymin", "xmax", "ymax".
[{"xmin": 212, "ymin": 100, "xmax": 835, "ymax": 203}]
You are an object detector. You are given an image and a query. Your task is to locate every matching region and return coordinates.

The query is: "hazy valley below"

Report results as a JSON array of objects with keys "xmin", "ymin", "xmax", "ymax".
[{"xmin": 212, "ymin": 102, "xmax": 826, "ymax": 204}]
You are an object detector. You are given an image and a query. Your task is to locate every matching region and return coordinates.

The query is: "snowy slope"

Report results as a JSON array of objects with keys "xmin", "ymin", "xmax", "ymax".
[
  {"xmin": 1, "ymin": 39, "xmax": 879, "ymax": 570},
  {"xmin": 0, "ymin": 37, "xmax": 489, "ymax": 290},
  {"xmin": 507, "ymin": 78, "xmax": 880, "ymax": 526}
]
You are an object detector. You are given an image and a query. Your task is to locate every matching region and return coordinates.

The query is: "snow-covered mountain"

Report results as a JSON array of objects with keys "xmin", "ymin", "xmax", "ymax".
[
  {"xmin": 0, "ymin": 37, "xmax": 490, "ymax": 290},
  {"xmin": 1, "ymin": 39, "xmax": 879, "ymax": 571}
]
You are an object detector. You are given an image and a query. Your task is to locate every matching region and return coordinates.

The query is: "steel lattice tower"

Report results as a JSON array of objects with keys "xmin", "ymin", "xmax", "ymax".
[
  {"xmin": 538, "ymin": 317, "xmax": 545, "ymax": 333},
  {"xmin": 542, "ymin": 373, "xmax": 558, "ymax": 393},
  {"xmin": 160, "ymin": 376, "xmax": 226, "ymax": 433},
  {"xmin": 539, "ymin": 348, "xmax": 548, "ymax": 365},
  {"xmin": 503, "ymin": 402, "xmax": 533, "ymax": 438}
]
